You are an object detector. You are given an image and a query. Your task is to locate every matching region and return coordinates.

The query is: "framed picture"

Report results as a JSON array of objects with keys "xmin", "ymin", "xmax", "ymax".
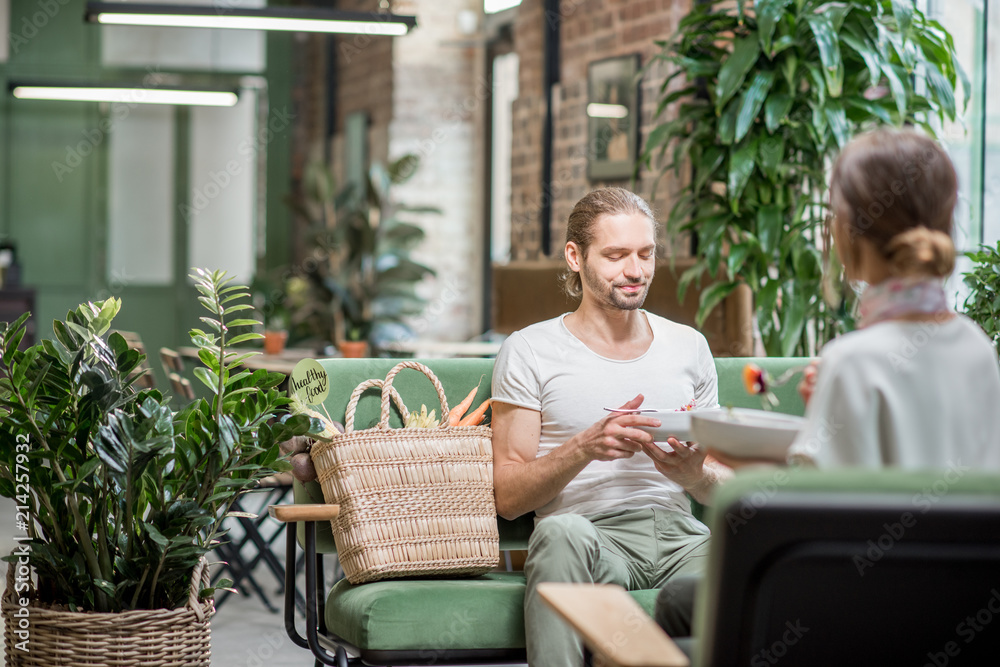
[{"xmin": 587, "ymin": 54, "xmax": 641, "ymax": 181}]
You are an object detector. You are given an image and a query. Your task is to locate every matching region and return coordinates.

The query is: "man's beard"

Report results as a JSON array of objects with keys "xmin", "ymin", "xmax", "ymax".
[{"xmin": 581, "ymin": 260, "xmax": 650, "ymax": 310}]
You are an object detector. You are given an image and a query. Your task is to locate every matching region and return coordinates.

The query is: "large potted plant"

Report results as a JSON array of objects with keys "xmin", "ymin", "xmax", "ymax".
[
  {"xmin": 0, "ymin": 269, "xmax": 313, "ymax": 666},
  {"xmin": 643, "ymin": 0, "xmax": 965, "ymax": 355},
  {"xmin": 963, "ymin": 241, "xmax": 1000, "ymax": 358},
  {"xmin": 291, "ymin": 154, "xmax": 439, "ymax": 356}
]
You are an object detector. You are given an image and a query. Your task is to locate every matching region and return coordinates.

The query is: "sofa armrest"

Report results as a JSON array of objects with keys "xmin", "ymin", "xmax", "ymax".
[
  {"xmin": 538, "ymin": 583, "xmax": 690, "ymax": 667},
  {"xmin": 269, "ymin": 504, "xmax": 340, "ymax": 523}
]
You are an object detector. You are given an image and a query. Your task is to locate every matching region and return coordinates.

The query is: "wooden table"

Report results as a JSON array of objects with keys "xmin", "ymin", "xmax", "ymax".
[{"xmin": 179, "ymin": 346, "xmax": 316, "ymax": 375}]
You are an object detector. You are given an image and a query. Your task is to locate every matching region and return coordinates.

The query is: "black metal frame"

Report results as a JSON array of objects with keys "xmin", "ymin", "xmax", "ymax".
[
  {"xmin": 214, "ymin": 484, "xmax": 303, "ymax": 613},
  {"xmin": 281, "ymin": 520, "xmax": 527, "ymax": 667}
]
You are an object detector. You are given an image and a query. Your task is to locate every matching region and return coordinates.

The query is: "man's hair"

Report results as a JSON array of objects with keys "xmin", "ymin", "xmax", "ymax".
[
  {"xmin": 830, "ymin": 128, "xmax": 957, "ymax": 279},
  {"xmin": 560, "ymin": 187, "xmax": 656, "ymax": 299}
]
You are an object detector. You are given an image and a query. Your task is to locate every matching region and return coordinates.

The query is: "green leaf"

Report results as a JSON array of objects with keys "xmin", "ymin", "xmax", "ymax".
[
  {"xmin": 882, "ymin": 63, "xmax": 908, "ymax": 117},
  {"xmin": 694, "ymin": 146, "xmax": 726, "ymax": 192},
  {"xmin": 923, "ymin": 61, "xmax": 956, "ymax": 122},
  {"xmin": 677, "ymin": 262, "xmax": 706, "ymax": 304},
  {"xmin": 779, "ymin": 286, "xmax": 808, "ymax": 357},
  {"xmin": 758, "ymin": 134, "xmax": 785, "ymax": 182},
  {"xmin": 193, "ymin": 367, "xmax": 220, "ymax": 394},
  {"xmin": 696, "ymin": 282, "xmax": 739, "ymax": 329},
  {"xmin": 728, "ymin": 137, "xmax": 758, "ymax": 211},
  {"xmin": 225, "ymin": 319, "xmax": 259, "ymax": 328},
  {"xmin": 764, "ymin": 93, "xmax": 793, "ymax": 134},
  {"xmin": 226, "ymin": 332, "xmax": 264, "ymax": 346},
  {"xmin": 146, "ymin": 522, "xmax": 169, "ymax": 548},
  {"xmin": 757, "ymin": 0, "xmax": 794, "ymax": 56},
  {"xmin": 727, "ymin": 242, "xmax": 753, "ymax": 279},
  {"xmin": 757, "ymin": 280, "xmax": 780, "ymax": 322},
  {"xmin": 807, "ymin": 13, "xmax": 843, "ymax": 98},
  {"xmin": 715, "ymin": 36, "xmax": 761, "ymax": 113},
  {"xmin": 735, "ymin": 70, "xmax": 776, "ymax": 142},
  {"xmin": 846, "ymin": 96, "xmax": 893, "ymax": 124},
  {"xmin": 890, "ymin": 0, "xmax": 914, "ymax": 38},
  {"xmin": 840, "ymin": 30, "xmax": 881, "ymax": 85},
  {"xmin": 824, "ymin": 102, "xmax": 850, "ymax": 149},
  {"xmin": 756, "ymin": 204, "xmax": 784, "ymax": 257},
  {"xmin": 718, "ymin": 96, "xmax": 741, "ymax": 145}
]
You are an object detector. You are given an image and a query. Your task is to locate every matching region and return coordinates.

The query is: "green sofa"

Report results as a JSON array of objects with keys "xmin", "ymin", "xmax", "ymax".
[{"xmin": 288, "ymin": 356, "xmax": 809, "ymax": 665}]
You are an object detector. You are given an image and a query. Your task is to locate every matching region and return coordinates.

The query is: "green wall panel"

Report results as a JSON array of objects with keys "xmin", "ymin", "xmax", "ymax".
[
  {"xmin": 8, "ymin": 100, "xmax": 100, "ymax": 289},
  {"xmin": 8, "ymin": 0, "xmax": 99, "ymax": 72}
]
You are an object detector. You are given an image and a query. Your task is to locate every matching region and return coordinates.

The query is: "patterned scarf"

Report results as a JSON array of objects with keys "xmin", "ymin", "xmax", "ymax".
[{"xmin": 857, "ymin": 277, "xmax": 951, "ymax": 328}]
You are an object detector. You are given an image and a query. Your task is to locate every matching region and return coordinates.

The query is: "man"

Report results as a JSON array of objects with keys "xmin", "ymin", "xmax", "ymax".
[{"xmin": 491, "ymin": 187, "xmax": 731, "ymax": 667}]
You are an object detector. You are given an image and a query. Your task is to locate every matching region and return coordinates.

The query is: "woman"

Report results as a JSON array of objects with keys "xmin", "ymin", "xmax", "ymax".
[
  {"xmin": 656, "ymin": 128, "xmax": 1000, "ymax": 641},
  {"xmin": 785, "ymin": 128, "xmax": 1000, "ymax": 468}
]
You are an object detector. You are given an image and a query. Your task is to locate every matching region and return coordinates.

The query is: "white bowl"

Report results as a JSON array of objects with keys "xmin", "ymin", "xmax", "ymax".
[
  {"xmin": 690, "ymin": 408, "xmax": 805, "ymax": 460},
  {"xmin": 632, "ymin": 408, "xmax": 722, "ymax": 443}
]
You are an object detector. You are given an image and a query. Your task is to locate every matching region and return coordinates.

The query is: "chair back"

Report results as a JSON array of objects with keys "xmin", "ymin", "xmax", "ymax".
[
  {"xmin": 695, "ymin": 468, "xmax": 1000, "ymax": 667},
  {"xmin": 113, "ymin": 330, "xmax": 156, "ymax": 389},
  {"xmin": 168, "ymin": 372, "xmax": 195, "ymax": 401},
  {"xmin": 160, "ymin": 346, "xmax": 185, "ymax": 374}
]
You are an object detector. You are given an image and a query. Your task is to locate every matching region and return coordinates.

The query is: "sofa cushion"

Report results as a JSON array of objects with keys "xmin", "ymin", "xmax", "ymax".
[{"xmin": 326, "ymin": 571, "xmax": 658, "ymax": 651}]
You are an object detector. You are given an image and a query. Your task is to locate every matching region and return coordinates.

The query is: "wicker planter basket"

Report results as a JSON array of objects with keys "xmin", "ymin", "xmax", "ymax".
[
  {"xmin": 311, "ymin": 360, "xmax": 499, "ymax": 584},
  {"xmin": 2, "ymin": 558, "xmax": 213, "ymax": 666}
]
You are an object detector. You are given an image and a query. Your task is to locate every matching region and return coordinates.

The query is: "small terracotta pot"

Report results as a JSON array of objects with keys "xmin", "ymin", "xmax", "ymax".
[
  {"xmin": 264, "ymin": 330, "xmax": 288, "ymax": 355},
  {"xmin": 337, "ymin": 340, "xmax": 369, "ymax": 358}
]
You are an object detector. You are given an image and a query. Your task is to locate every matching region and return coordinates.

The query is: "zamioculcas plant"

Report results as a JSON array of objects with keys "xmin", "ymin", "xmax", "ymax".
[
  {"xmin": 0, "ymin": 269, "xmax": 316, "ymax": 612},
  {"xmin": 642, "ymin": 0, "xmax": 966, "ymax": 355}
]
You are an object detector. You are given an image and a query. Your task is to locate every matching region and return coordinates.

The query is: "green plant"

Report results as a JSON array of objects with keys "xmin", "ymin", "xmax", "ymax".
[
  {"xmin": 963, "ymin": 242, "xmax": 1000, "ymax": 356},
  {"xmin": 291, "ymin": 154, "xmax": 438, "ymax": 348},
  {"xmin": 0, "ymin": 269, "xmax": 314, "ymax": 612},
  {"xmin": 642, "ymin": 0, "xmax": 966, "ymax": 356}
]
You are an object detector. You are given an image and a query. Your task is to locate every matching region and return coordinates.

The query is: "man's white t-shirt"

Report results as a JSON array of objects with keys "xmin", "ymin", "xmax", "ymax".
[
  {"xmin": 492, "ymin": 311, "xmax": 719, "ymax": 518},
  {"xmin": 787, "ymin": 315, "xmax": 1000, "ymax": 469}
]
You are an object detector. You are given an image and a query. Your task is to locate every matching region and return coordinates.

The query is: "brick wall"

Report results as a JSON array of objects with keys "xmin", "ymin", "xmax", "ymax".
[{"xmin": 510, "ymin": 0, "xmax": 694, "ymax": 260}]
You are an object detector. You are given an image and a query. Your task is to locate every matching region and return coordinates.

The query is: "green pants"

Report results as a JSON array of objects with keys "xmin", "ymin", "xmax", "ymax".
[{"xmin": 523, "ymin": 508, "xmax": 710, "ymax": 667}]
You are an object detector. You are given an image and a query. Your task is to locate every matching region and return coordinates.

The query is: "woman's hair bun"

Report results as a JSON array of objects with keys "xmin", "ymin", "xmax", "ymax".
[{"xmin": 885, "ymin": 226, "xmax": 955, "ymax": 278}]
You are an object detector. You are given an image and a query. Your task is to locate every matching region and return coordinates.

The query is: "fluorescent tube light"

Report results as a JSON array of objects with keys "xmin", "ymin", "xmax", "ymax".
[
  {"xmin": 586, "ymin": 103, "xmax": 629, "ymax": 119},
  {"xmin": 485, "ymin": 0, "xmax": 522, "ymax": 13},
  {"xmin": 11, "ymin": 84, "xmax": 238, "ymax": 107},
  {"xmin": 85, "ymin": 2, "xmax": 416, "ymax": 35}
]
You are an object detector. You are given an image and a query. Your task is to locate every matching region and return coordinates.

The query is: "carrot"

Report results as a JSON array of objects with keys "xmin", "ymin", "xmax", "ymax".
[
  {"xmin": 458, "ymin": 399, "xmax": 492, "ymax": 427},
  {"xmin": 448, "ymin": 377, "xmax": 484, "ymax": 426}
]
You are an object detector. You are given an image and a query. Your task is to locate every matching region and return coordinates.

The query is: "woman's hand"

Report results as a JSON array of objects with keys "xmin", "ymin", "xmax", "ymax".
[{"xmin": 798, "ymin": 360, "xmax": 820, "ymax": 406}]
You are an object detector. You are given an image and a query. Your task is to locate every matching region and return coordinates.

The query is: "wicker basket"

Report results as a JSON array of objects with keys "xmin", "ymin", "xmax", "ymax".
[
  {"xmin": 310, "ymin": 360, "xmax": 499, "ymax": 584},
  {"xmin": 2, "ymin": 558, "xmax": 213, "ymax": 666}
]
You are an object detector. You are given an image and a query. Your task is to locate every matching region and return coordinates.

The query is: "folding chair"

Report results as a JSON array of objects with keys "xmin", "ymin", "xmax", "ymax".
[
  {"xmin": 214, "ymin": 473, "xmax": 303, "ymax": 614},
  {"xmin": 159, "ymin": 346, "xmax": 185, "ymax": 374}
]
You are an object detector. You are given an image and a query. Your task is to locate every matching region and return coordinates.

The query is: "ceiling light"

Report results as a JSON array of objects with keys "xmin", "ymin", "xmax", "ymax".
[
  {"xmin": 10, "ymin": 82, "xmax": 239, "ymax": 107},
  {"xmin": 85, "ymin": 2, "xmax": 417, "ymax": 35},
  {"xmin": 586, "ymin": 103, "xmax": 629, "ymax": 119}
]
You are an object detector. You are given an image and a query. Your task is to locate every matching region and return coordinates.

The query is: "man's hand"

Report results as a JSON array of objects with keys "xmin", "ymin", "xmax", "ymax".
[
  {"xmin": 570, "ymin": 394, "xmax": 661, "ymax": 462},
  {"xmin": 640, "ymin": 438, "xmax": 708, "ymax": 489},
  {"xmin": 641, "ymin": 440, "xmax": 733, "ymax": 505}
]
